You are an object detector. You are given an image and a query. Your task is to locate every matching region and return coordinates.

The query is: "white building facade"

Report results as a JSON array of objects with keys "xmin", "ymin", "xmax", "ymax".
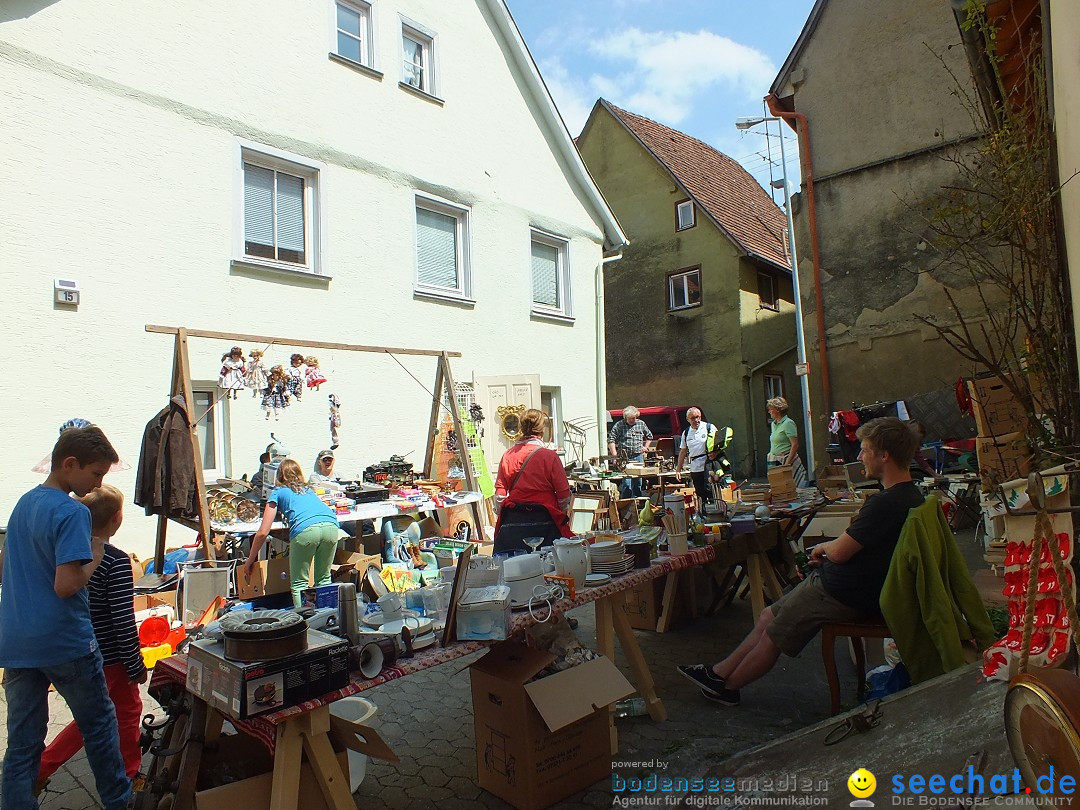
[{"xmin": 0, "ymin": 0, "xmax": 625, "ymax": 558}]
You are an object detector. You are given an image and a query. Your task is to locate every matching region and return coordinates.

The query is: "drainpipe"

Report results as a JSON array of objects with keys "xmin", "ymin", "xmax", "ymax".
[
  {"xmin": 597, "ymin": 252, "xmax": 623, "ymax": 457},
  {"xmin": 765, "ymin": 94, "xmax": 833, "ymax": 416}
]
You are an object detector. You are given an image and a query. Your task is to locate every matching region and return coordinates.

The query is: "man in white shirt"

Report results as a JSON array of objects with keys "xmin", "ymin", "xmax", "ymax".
[{"xmin": 676, "ymin": 407, "xmax": 716, "ymax": 505}]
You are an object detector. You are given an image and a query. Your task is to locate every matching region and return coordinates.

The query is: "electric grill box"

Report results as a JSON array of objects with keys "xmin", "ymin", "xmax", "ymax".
[{"xmin": 186, "ymin": 628, "xmax": 349, "ymax": 720}]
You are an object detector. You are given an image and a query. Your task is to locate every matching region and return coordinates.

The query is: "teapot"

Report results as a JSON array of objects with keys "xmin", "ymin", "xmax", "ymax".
[{"xmin": 553, "ymin": 537, "xmax": 589, "ymax": 590}]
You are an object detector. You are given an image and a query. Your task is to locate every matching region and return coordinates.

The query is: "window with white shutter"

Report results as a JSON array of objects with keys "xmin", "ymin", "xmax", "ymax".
[
  {"xmin": 530, "ymin": 229, "xmax": 572, "ymax": 319},
  {"xmin": 414, "ymin": 195, "xmax": 470, "ymax": 300}
]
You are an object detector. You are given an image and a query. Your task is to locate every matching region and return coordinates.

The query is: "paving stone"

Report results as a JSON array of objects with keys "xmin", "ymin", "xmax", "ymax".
[{"xmin": 403, "ymin": 782, "xmax": 454, "ymax": 801}]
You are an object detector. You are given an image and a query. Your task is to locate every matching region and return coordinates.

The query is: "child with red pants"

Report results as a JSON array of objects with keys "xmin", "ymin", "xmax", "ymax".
[{"xmin": 38, "ymin": 485, "xmax": 147, "ymax": 789}]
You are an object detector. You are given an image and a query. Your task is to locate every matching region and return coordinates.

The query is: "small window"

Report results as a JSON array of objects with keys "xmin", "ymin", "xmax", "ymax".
[
  {"xmin": 668, "ymin": 267, "xmax": 702, "ymax": 311},
  {"xmin": 335, "ymin": 1, "xmax": 373, "ymax": 67},
  {"xmin": 415, "ymin": 194, "xmax": 470, "ymax": 300},
  {"xmin": 758, "ymin": 271, "xmax": 779, "ymax": 310},
  {"xmin": 541, "ymin": 387, "xmax": 562, "ymax": 447},
  {"xmin": 675, "ymin": 200, "xmax": 695, "ymax": 231},
  {"xmin": 401, "ymin": 22, "xmax": 435, "ymax": 95},
  {"xmin": 530, "ymin": 230, "xmax": 572, "ymax": 318},
  {"xmin": 192, "ymin": 388, "xmax": 227, "ymax": 478},
  {"xmin": 764, "ymin": 373, "xmax": 785, "ymax": 401}
]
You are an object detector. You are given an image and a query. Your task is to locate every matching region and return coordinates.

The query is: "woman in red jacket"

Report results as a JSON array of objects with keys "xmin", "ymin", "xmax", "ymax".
[{"xmin": 493, "ymin": 409, "xmax": 573, "ymax": 554}]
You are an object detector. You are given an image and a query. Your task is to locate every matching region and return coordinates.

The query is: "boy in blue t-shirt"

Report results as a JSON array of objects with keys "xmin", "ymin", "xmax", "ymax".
[{"xmin": 0, "ymin": 425, "xmax": 132, "ymax": 810}]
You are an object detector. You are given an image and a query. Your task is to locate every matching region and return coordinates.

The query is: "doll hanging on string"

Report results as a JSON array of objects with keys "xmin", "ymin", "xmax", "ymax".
[
  {"xmin": 328, "ymin": 393, "xmax": 341, "ymax": 450},
  {"xmin": 305, "ymin": 356, "xmax": 327, "ymax": 391},
  {"xmin": 286, "ymin": 353, "xmax": 305, "ymax": 401},
  {"xmin": 245, "ymin": 349, "xmax": 269, "ymax": 397},
  {"xmin": 218, "ymin": 346, "xmax": 246, "ymax": 400},
  {"xmin": 262, "ymin": 365, "xmax": 291, "ymax": 420}
]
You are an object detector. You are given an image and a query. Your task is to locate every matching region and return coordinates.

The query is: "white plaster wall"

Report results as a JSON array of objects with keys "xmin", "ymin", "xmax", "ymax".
[{"xmin": 0, "ymin": 0, "xmax": 608, "ymax": 559}]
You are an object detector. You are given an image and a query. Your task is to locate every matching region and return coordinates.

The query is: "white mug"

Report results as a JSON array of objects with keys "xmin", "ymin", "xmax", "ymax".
[{"xmin": 377, "ymin": 593, "xmax": 404, "ymax": 624}]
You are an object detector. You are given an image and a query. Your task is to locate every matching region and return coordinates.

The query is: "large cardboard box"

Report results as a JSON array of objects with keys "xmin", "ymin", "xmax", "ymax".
[
  {"xmin": 968, "ymin": 376, "xmax": 1030, "ymax": 436},
  {"xmin": 330, "ymin": 550, "xmax": 380, "ymax": 583},
  {"xmin": 767, "ymin": 465, "xmax": 796, "ymax": 500},
  {"xmin": 235, "ymin": 556, "xmax": 292, "ymax": 599},
  {"xmin": 975, "ymin": 432, "xmax": 1031, "ymax": 481},
  {"xmin": 470, "ymin": 642, "xmax": 634, "ymax": 810},
  {"xmin": 186, "ymin": 629, "xmax": 349, "ymax": 720},
  {"xmin": 619, "ymin": 574, "xmax": 689, "ymax": 631}
]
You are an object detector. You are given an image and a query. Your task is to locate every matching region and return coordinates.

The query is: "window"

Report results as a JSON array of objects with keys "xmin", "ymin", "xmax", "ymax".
[
  {"xmin": 238, "ymin": 143, "xmax": 322, "ymax": 274},
  {"xmin": 192, "ymin": 388, "xmax": 227, "ymax": 478},
  {"xmin": 668, "ymin": 267, "xmax": 702, "ymax": 311},
  {"xmin": 758, "ymin": 271, "xmax": 779, "ymax": 310},
  {"xmin": 334, "ymin": 1, "xmax": 373, "ymax": 68},
  {"xmin": 530, "ymin": 230, "xmax": 572, "ymax": 318},
  {"xmin": 401, "ymin": 21, "xmax": 435, "ymax": 94},
  {"xmin": 541, "ymin": 388, "xmax": 562, "ymax": 448},
  {"xmin": 764, "ymin": 373, "xmax": 785, "ymax": 401},
  {"xmin": 676, "ymin": 199, "xmax": 695, "ymax": 231},
  {"xmin": 415, "ymin": 194, "xmax": 470, "ymax": 300}
]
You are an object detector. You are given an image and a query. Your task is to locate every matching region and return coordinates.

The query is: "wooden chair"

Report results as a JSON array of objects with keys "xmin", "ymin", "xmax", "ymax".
[{"xmin": 821, "ymin": 616, "xmax": 891, "ymax": 714}]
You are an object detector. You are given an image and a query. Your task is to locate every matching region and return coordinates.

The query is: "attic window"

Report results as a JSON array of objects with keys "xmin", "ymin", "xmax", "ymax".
[
  {"xmin": 758, "ymin": 271, "xmax": 779, "ymax": 311},
  {"xmin": 675, "ymin": 200, "xmax": 695, "ymax": 231}
]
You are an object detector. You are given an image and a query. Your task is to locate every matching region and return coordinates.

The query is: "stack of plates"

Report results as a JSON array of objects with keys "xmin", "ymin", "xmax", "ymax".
[
  {"xmin": 590, "ymin": 555, "xmax": 634, "ymax": 575},
  {"xmin": 589, "ymin": 539, "xmax": 625, "ymax": 564}
]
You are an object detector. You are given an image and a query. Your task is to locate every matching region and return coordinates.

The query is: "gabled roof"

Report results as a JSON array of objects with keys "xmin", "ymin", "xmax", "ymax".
[
  {"xmin": 770, "ymin": 0, "xmax": 827, "ymax": 101},
  {"xmin": 593, "ymin": 100, "xmax": 790, "ymax": 271},
  {"xmin": 482, "ymin": 1, "xmax": 628, "ymax": 251}
]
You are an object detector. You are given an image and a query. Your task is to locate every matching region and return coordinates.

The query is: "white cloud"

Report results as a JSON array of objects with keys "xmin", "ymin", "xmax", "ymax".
[
  {"xmin": 587, "ymin": 27, "xmax": 776, "ymax": 124},
  {"xmin": 536, "ymin": 58, "xmax": 597, "ymax": 137}
]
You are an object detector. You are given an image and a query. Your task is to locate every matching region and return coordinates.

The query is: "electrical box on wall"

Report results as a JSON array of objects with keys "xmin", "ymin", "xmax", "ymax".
[{"xmin": 54, "ymin": 278, "xmax": 80, "ymax": 305}]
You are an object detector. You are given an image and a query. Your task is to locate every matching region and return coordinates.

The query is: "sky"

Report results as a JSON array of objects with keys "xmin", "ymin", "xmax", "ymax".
[{"xmin": 504, "ymin": 0, "xmax": 817, "ymax": 198}]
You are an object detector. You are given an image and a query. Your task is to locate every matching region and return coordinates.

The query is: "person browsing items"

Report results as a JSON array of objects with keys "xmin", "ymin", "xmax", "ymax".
[
  {"xmin": 493, "ymin": 409, "xmax": 572, "ymax": 554},
  {"xmin": 242, "ymin": 458, "xmax": 340, "ymax": 608},
  {"xmin": 0, "ymin": 425, "xmax": 132, "ymax": 810},
  {"xmin": 608, "ymin": 405, "xmax": 653, "ymax": 498},
  {"xmin": 676, "ymin": 418, "xmax": 923, "ymax": 706},
  {"xmin": 308, "ymin": 449, "xmax": 339, "ymax": 485},
  {"xmin": 675, "ymin": 407, "xmax": 718, "ymax": 505},
  {"xmin": 767, "ymin": 396, "xmax": 808, "ymax": 488}
]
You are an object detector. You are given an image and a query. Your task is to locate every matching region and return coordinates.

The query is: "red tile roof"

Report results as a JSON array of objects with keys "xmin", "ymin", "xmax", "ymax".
[{"xmin": 602, "ymin": 100, "xmax": 791, "ymax": 270}]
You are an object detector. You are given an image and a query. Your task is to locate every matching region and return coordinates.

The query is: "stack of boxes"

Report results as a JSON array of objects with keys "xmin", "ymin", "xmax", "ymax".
[
  {"xmin": 767, "ymin": 465, "xmax": 797, "ymax": 502},
  {"xmin": 967, "ymin": 375, "xmax": 1034, "ymax": 482}
]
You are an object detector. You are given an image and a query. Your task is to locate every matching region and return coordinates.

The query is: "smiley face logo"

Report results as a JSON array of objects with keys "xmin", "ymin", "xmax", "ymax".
[{"xmin": 848, "ymin": 769, "xmax": 876, "ymax": 799}]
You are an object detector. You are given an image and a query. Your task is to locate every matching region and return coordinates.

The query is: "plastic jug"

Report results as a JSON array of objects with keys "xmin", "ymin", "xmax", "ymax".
[{"xmin": 553, "ymin": 537, "xmax": 589, "ymax": 590}]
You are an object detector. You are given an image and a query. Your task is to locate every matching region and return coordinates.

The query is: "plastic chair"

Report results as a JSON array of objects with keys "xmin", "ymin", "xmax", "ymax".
[{"xmin": 821, "ymin": 616, "xmax": 891, "ymax": 714}]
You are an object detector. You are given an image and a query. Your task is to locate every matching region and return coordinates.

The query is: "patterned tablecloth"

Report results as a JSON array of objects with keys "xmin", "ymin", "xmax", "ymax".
[{"xmin": 151, "ymin": 544, "xmax": 716, "ymax": 751}]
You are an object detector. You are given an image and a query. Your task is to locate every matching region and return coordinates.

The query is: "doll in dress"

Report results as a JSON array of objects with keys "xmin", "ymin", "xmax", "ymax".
[
  {"xmin": 286, "ymin": 353, "xmax": 305, "ymax": 401},
  {"xmin": 245, "ymin": 349, "xmax": 269, "ymax": 397},
  {"xmin": 218, "ymin": 346, "xmax": 246, "ymax": 400},
  {"xmin": 262, "ymin": 365, "xmax": 291, "ymax": 420},
  {"xmin": 328, "ymin": 393, "xmax": 341, "ymax": 449},
  {"xmin": 305, "ymin": 356, "xmax": 327, "ymax": 391}
]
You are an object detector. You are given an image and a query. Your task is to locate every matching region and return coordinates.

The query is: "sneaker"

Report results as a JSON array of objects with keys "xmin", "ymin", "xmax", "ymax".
[
  {"xmin": 700, "ymin": 686, "xmax": 741, "ymax": 706},
  {"xmin": 676, "ymin": 663, "xmax": 727, "ymax": 697}
]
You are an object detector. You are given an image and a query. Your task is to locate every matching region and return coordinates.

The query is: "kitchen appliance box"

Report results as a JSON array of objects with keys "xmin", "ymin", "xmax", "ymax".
[
  {"xmin": 470, "ymin": 641, "xmax": 634, "ymax": 810},
  {"xmin": 186, "ymin": 628, "xmax": 349, "ymax": 720}
]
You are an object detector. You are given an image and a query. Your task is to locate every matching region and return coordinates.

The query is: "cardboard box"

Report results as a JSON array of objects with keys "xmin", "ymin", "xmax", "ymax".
[
  {"xmin": 968, "ymin": 376, "xmax": 1030, "ymax": 435},
  {"xmin": 767, "ymin": 465, "xmax": 796, "ymax": 499},
  {"xmin": 235, "ymin": 556, "xmax": 292, "ymax": 599},
  {"xmin": 975, "ymin": 432, "xmax": 1031, "ymax": 482},
  {"xmin": 186, "ymin": 629, "xmax": 349, "ymax": 720},
  {"xmin": 470, "ymin": 642, "xmax": 634, "ymax": 810},
  {"xmin": 619, "ymin": 573, "xmax": 689, "ymax": 631},
  {"xmin": 330, "ymin": 550, "xmax": 380, "ymax": 582}
]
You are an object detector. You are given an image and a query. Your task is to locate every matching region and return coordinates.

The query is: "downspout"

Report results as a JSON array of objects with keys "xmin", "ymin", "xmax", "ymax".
[
  {"xmin": 597, "ymin": 252, "xmax": 623, "ymax": 457},
  {"xmin": 765, "ymin": 94, "xmax": 833, "ymax": 415},
  {"xmin": 746, "ymin": 344, "xmax": 798, "ymax": 474}
]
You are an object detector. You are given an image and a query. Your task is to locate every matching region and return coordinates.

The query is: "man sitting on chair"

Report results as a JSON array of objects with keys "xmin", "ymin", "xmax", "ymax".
[{"xmin": 677, "ymin": 417, "xmax": 923, "ymax": 706}]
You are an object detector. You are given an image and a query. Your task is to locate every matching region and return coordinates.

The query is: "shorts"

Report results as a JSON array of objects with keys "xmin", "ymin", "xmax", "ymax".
[{"xmin": 765, "ymin": 572, "xmax": 865, "ymax": 657}]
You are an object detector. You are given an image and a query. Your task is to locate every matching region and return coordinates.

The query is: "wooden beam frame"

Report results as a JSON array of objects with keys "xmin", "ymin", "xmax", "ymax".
[{"xmin": 146, "ymin": 325, "xmax": 461, "ymax": 358}]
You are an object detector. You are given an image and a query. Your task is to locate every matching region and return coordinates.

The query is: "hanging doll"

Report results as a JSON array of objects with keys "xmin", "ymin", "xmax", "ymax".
[
  {"xmin": 328, "ymin": 393, "xmax": 341, "ymax": 450},
  {"xmin": 245, "ymin": 349, "xmax": 269, "ymax": 397},
  {"xmin": 262, "ymin": 365, "xmax": 291, "ymax": 420},
  {"xmin": 305, "ymin": 355, "xmax": 327, "ymax": 391},
  {"xmin": 218, "ymin": 346, "xmax": 246, "ymax": 400},
  {"xmin": 286, "ymin": 353, "xmax": 305, "ymax": 401}
]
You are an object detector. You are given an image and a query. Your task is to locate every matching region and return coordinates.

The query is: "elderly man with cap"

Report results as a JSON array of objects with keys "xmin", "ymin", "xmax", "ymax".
[{"xmin": 308, "ymin": 449, "xmax": 338, "ymax": 485}]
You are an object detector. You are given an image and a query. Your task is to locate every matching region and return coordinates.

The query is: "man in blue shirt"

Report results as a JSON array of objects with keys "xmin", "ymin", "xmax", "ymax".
[{"xmin": 0, "ymin": 425, "xmax": 131, "ymax": 810}]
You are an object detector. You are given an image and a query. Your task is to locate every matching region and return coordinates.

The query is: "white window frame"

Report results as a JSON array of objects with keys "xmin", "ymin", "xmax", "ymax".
[
  {"xmin": 233, "ymin": 140, "xmax": 326, "ymax": 277},
  {"xmin": 764, "ymin": 373, "xmax": 785, "ymax": 401},
  {"xmin": 541, "ymin": 387, "xmax": 563, "ymax": 451},
  {"xmin": 668, "ymin": 267, "xmax": 702, "ymax": 311},
  {"xmin": 192, "ymin": 385, "xmax": 229, "ymax": 480},
  {"xmin": 413, "ymin": 192, "xmax": 471, "ymax": 302},
  {"xmin": 400, "ymin": 17, "xmax": 437, "ymax": 96},
  {"xmin": 758, "ymin": 270, "xmax": 779, "ymax": 311},
  {"xmin": 676, "ymin": 199, "xmax": 695, "ymax": 231},
  {"xmin": 332, "ymin": 0, "xmax": 376, "ymax": 71},
  {"xmin": 529, "ymin": 228, "xmax": 573, "ymax": 320}
]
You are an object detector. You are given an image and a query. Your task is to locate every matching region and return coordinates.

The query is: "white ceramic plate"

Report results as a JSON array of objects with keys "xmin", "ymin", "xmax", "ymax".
[
  {"xmin": 585, "ymin": 573, "xmax": 611, "ymax": 586},
  {"xmin": 590, "ymin": 541, "xmax": 624, "ymax": 553},
  {"xmin": 361, "ymin": 608, "xmax": 420, "ymax": 627},
  {"xmin": 378, "ymin": 616, "xmax": 434, "ymax": 636}
]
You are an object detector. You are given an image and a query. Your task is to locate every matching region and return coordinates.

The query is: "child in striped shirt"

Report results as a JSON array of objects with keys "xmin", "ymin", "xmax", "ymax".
[{"xmin": 38, "ymin": 484, "xmax": 147, "ymax": 789}]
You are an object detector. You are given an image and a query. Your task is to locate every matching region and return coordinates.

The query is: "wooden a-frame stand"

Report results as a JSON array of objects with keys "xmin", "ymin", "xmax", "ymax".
[{"xmin": 144, "ymin": 325, "xmax": 486, "ymax": 581}]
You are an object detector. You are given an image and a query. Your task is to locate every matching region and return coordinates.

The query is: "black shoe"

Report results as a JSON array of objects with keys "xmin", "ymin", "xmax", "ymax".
[
  {"xmin": 700, "ymin": 687, "xmax": 741, "ymax": 707},
  {"xmin": 676, "ymin": 663, "xmax": 727, "ymax": 697}
]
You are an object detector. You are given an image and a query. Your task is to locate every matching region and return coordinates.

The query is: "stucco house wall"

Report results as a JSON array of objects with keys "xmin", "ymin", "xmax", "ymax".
[{"xmin": 0, "ymin": 0, "xmax": 622, "ymax": 558}]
